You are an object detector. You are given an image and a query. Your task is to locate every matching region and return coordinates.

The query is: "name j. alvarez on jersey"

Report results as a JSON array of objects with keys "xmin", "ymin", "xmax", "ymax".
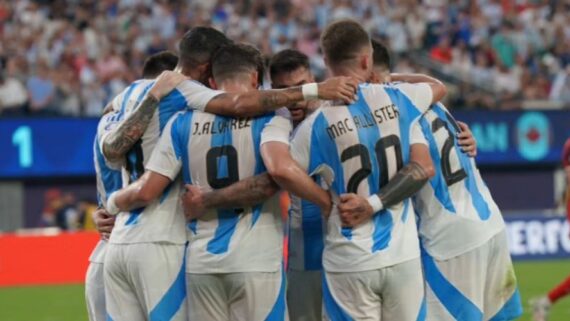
[
  {"xmin": 192, "ymin": 117, "xmax": 252, "ymax": 136},
  {"xmin": 326, "ymin": 103, "xmax": 400, "ymax": 140}
]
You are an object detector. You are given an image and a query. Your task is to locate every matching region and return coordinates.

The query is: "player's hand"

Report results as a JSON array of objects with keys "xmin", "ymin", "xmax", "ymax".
[
  {"xmin": 317, "ymin": 76, "xmax": 359, "ymax": 104},
  {"xmin": 338, "ymin": 193, "xmax": 374, "ymax": 227},
  {"xmin": 457, "ymin": 121, "xmax": 477, "ymax": 157},
  {"xmin": 320, "ymin": 191, "xmax": 334, "ymax": 220},
  {"xmin": 149, "ymin": 71, "xmax": 188, "ymax": 100},
  {"xmin": 92, "ymin": 208, "xmax": 116, "ymax": 241},
  {"xmin": 181, "ymin": 184, "xmax": 207, "ymax": 220}
]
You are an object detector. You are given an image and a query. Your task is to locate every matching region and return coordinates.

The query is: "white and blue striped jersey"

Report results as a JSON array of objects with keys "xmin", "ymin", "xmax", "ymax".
[
  {"xmin": 413, "ymin": 103, "xmax": 505, "ymax": 260},
  {"xmin": 290, "ymin": 83, "xmax": 433, "ymax": 272},
  {"xmin": 147, "ymin": 110, "xmax": 289, "ymax": 273},
  {"xmin": 105, "ymin": 79, "xmax": 223, "ymax": 245},
  {"xmin": 90, "ymin": 111, "xmax": 124, "ymax": 263}
]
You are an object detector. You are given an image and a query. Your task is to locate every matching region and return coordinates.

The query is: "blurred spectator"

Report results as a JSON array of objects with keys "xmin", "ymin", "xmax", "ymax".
[
  {"xmin": 26, "ymin": 61, "xmax": 55, "ymax": 115},
  {"xmin": 0, "ymin": 71, "xmax": 28, "ymax": 116},
  {"xmin": 0, "ymin": 0, "xmax": 567, "ymax": 113},
  {"xmin": 55, "ymin": 192, "xmax": 80, "ymax": 231}
]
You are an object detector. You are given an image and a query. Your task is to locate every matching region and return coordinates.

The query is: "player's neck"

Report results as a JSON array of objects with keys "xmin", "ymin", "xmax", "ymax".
[{"xmin": 330, "ymin": 66, "xmax": 368, "ymax": 84}]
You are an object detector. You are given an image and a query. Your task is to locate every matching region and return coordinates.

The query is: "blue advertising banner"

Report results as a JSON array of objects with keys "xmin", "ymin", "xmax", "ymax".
[
  {"xmin": 453, "ymin": 110, "xmax": 570, "ymax": 166},
  {"xmin": 0, "ymin": 118, "xmax": 98, "ymax": 178},
  {"xmin": 505, "ymin": 215, "xmax": 570, "ymax": 261},
  {"xmin": 0, "ymin": 109, "xmax": 569, "ymax": 178}
]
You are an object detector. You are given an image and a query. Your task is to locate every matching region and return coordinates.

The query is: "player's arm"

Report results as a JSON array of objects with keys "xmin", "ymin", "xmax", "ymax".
[
  {"xmin": 107, "ymin": 171, "xmax": 171, "ymax": 213},
  {"xmin": 203, "ymin": 76, "xmax": 358, "ymax": 117},
  {"xmin": 102, "ymin": 71, "xmax": 187, "ymax": 162},
  {"xmin": 390, "ymin": 73, "xmax": 447, "ymax": 104},
  {"xmin": 457, "ymin": 121, "xmax": 477, "ymax": 157},
  {"xmin": 181, "ymin": 173, "xmax": 280, "ymax": 220}
]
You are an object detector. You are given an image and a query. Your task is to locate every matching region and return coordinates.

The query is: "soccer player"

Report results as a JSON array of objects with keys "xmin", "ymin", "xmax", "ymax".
[
  {"xmin": 269, "ymin": 20, "xmax": 445, "ymax": 321},
  {"xmin": 340, "ymin": 41, "xmax": 523, "ymax": 320},
  {"xmin": 108, "ymin": 43, "xmax": 291, "ymax": 321},
  {"xmin": 268, "ymin": 49, "xmax": 326, "ymax": 321},
  {"xmin": 369, "ymin": 39, "xmax": 391, "ymax": 85},
  {"xmin": 101, "ymin": 26, "xmax": 357, "ymax": 321},
  {"xmin": 85, "ymin": 51, "xmax": 179, "ymax": 321},
  {"xmin": 530, "ymin": 137, "xmax": 570, "ymax": 321}
]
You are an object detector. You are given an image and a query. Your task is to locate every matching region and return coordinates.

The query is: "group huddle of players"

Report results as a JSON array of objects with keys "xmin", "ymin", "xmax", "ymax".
[{"xmin": 87, "ymin": 19, "xmax": 524, "ymax": 321}]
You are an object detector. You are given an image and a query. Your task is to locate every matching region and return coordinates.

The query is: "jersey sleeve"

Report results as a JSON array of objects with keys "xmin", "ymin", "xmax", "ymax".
[
  {"xmin": 410, "ymin": 119, "xmax": 428, "ymax": 146},
  {"xmin": 146, "ymin": 116, "xmax": 182, "ymax": 180},
  {"xmin": 289, "ymin": 118, "xmax": 313, "ymax": 171},
  {"xmin": 96, "ymin": 112, "xmax": 124, "ymax": 169},
  {"xmin": 170, "ymin": 80, "xmax": 224, "ymax": 112},
  {"xmin": 260, "ymin": 115, "xmax": 292, "ymax": 146},
  {"xmin": 393, "ymin": 82, "xmax": 433, "ymax": 113}
]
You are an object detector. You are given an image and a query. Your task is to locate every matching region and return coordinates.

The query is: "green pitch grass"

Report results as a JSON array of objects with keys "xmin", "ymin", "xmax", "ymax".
[{"xmin": 0, "ymin": 260, "xmax": 568, "ymax": 321}]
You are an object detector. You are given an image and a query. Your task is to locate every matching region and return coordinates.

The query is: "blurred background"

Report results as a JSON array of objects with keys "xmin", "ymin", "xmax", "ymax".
[{"xmin": 0, "ymin": 0, "xmax": 569, "ymax": 320}]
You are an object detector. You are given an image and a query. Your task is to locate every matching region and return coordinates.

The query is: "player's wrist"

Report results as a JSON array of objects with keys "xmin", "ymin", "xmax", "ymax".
[
  {"xmin": 301, "ymin": 83, "xmax": 319, "ymax": 101},
  {"xmin": 106, "ymin": 192, "xmax": 121, "ymax": 216},
  {"xmin": 367, "ymin": 194, "xmax": 384, "ymax": 213}
]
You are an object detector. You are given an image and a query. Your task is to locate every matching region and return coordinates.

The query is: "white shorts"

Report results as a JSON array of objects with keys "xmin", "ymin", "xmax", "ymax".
[
  {"xmin": 186, "ymin": 268, "xmax": 287, "ymax": 321},
  {"xmin": 422, "ymin": 229, "xmax": 522, "ymax": 321},
  {"xmin": 323, "ymin": 258, "xmax": 425, "ymax": 321},
  {"xmin": 287, "ymin": 269, "xmax": 328, "ymax": 321},
  {"xmin": 86, "ymin": 262, "xmax": 106, "ymax": 321},
  {"xmin": 104, "ymin": 242, "xmax": 187, "ymax": 321}
]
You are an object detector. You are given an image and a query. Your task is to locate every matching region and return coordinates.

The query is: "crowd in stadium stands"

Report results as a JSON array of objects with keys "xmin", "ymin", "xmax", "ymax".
[{"xmin": 0, "ymin": 0, "xmax": 569, "ymax": 116}]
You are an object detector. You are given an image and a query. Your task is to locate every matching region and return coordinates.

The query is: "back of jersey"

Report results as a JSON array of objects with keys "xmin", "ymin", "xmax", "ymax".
[
  {"xmin": 292, "ymin": 83, "xmax": 432, "ymax": 272},
  {"xmin": 164, "ymin": 111, "xmax": 284, "ymax": 274},
  {"xmin": 107, "ymin": 79, "xmax": 221, "ymax": 245},
  {"xmin": 414, "ymin": 103, "xmax": 505, "ymax": 260}
]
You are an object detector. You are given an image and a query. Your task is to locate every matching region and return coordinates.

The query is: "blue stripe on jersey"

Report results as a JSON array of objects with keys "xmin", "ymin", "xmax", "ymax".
[
  {"xmin": 432, "ymin": 106, "xmax": 491, "ymax": 220},
  {"xmin": 263, "ymin": 265, "xmax": 287, "ymax": 321},
  {"xmin": 159, "ymin": 88, "xmax": 188, "ymax": 133},
  {"xmin": 171, "ymin": 112, "xmax": 194, "ymax": 184},
  {"xmin": 350, "ymin": 88, "xmax": 393, "ymax": 252},
  {"xmin": 94, "ymin": 137, "xmax": 122, "ymax": 204},
  {"xmin": 170, "ymin": 112, "xmax": 197, "ymax": 234},
  {"xmin": 383, "ymin": 87, "xmax": 423, "ymax": 163},
  {"xmin": 206, "ymin": 115, "xmax": 240, "ymax": 255},
  {"xmin": 310, "ymin": 113, "xmax": 349, "ymax": 239},
  {"xmin": 488, "ymin": 289, "xmax": 523, "ymax": 321},
  {"xmin": 149, "ymin": 243, "xmax": 187, "ymax": 321},
  {"xmin": 421, "ymin": 246, "xmax": 483, "ymax": 320},
  {"xmin": 322, "ymin": 273, "xmax": 354, "ymax": 321},
  {"xmin": 419, "ymin": 117, "xmax": 457, "ymax": 213},
  {"xmin": 301, "ymin": 196, "xmax": 324, "ymax": 270},
  {"xmin": 416, "ymin": 296, "xmax": 427, "ymax": 321},
  {"xmin": 106, "ymin": 313, "xmax": 114, "ymax": 321},
  {"xmin": 250, "ymin": 114, "xmax": 273, "ymax": 226}
]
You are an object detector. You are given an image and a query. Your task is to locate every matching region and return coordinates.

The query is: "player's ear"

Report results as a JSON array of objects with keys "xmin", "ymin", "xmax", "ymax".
[
  {"xmin": 361, "ymin": 54, "xmax": 370, "ymax": 73},
  {"xmin": 209, "ymin": 77, "xmax": 218, "ymax": 90},
  {"xmin": 251, "ymin": 71, "xmax": 259, "ymax": 89}
]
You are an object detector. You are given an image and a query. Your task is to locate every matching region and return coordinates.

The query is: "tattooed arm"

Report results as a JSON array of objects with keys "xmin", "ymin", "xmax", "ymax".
[
  {"xmin": 204, "ymin": 76, "xmax": 358, "ymax": 117},
  {"xmin": 338, "ymin": 144, "xmax": 435, "ymax": 227},
  {"xmin": 181, "ymin": 173, "xmax": 280, "ymax": 219},
  {"xmin": 102, "ymin": 71, "xmax": 187, "ymax": 162}
]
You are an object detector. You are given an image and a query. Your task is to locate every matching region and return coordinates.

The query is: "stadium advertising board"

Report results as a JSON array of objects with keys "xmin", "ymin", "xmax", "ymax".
[
  {"xmin": 0, "ymin": 110, "xmax": 569, "ymax": 178},
  {"xmin": 505, "ymin": 215, "xmax": 570, "ymax": 260},
  {"xmin": 454, "ymin": 110, "xmax": 570, "ymax": 167}
]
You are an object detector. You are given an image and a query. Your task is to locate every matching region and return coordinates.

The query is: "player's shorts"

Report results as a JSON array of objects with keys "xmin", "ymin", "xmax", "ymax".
[
  {"xmin": 323, "ymin": 258, "xmax": 426, "ymax": 321},
  {"xmin": 186, "ymin": 267, "xmax": 287, "ymax": 321},
  {"xmin": 422, "ymin": 229, "xmax": 523, "ymax": 321},
  {"xmin": 287, "ymin": 269, "xmax": 328, "ymax": 321},
  {"xmin": 104, "ymin": 242, "xmax": 187, "ymax": 321},
  {"xmin": 85, "ymin": 262, "xmax": 105, "ymax": 321}
]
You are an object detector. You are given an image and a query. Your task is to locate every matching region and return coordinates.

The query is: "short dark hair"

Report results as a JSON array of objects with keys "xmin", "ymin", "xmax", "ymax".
[
  {"xmin": 371, "ymin": 39, "xmax": 391, "ymax": 70},
  {"xmin": 178, "ymin": 27, "xmax": 232, "ymax": 69},
  {"xmin": 142, "ymin": 51, "xmax": 178, "ymax": 78},
  {"xmin": 320, "ymin": 19, "xmax": 371, "ymax": 66},
  {"xmin": 240, "ymin": 42, "xmax": 266, "ymax": 85},
  {"xmin": 211, "ymin": 43, "xmax": 260, "ymax": 82},
  {"xmin": 269, "ymin": 49, "xmax": 310, "ymax": 80}
]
